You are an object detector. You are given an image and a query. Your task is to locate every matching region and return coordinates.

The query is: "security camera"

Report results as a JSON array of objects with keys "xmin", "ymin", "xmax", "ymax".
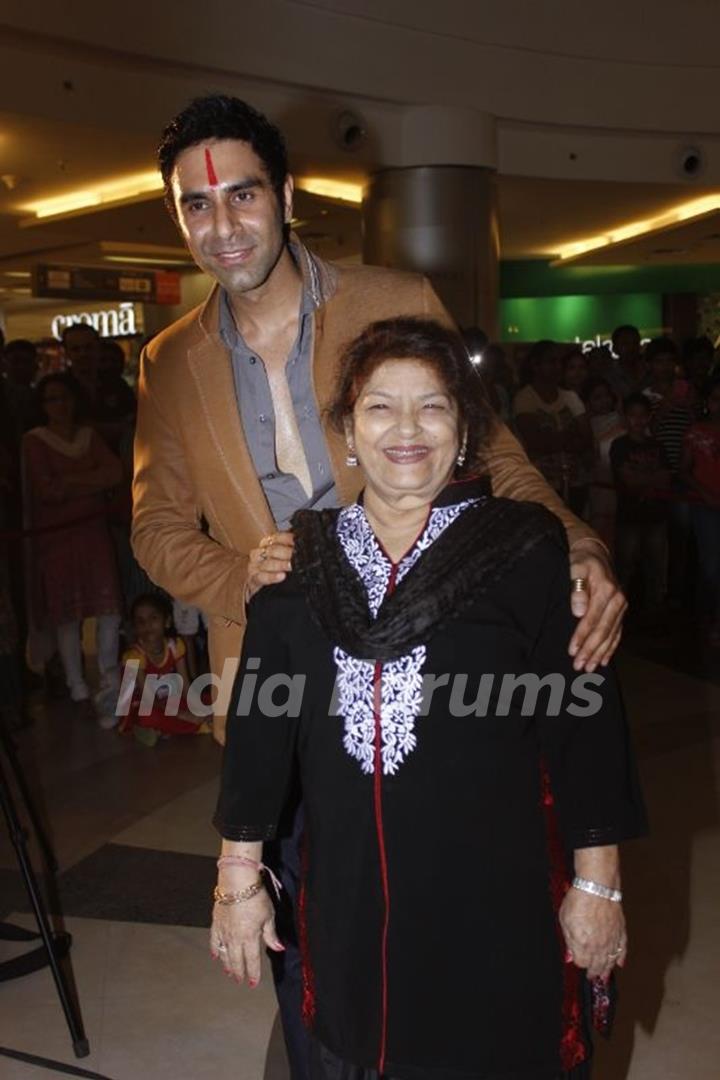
[
  {"xmin": 331, "ymin": 110, "xmax": 367, "ymax": 152},
  {"xmin": 678, "ymin": 146, "xmax": 704, "ymax": 179}
]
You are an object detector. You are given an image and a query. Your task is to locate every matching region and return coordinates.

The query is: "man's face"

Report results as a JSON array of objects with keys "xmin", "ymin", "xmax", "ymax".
[
  {"xmin": 5, "ymin": 350, "xmax": 37, "ymax": 387},
  {"xmin": 171, "ymin": 139, "xmax": 292, "ymax": 296},
  {"xmin": 626, "ymin": 403, "xmax": 650, "ymax": 436},
  {"xmin": 614, "ymin": 330, "xmax": 641, "ymax": 363},
  {"xmin": 64, "ymin": 327, "xmax": 100, "ymax": 383},
  {"xmin": 651, "ymin": 352, "xmax": 676, "ymax": 384}
]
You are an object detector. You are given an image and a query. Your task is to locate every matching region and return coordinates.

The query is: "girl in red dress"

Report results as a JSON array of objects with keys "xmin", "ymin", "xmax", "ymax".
[{"xmin": 119, "ymin": 593, "xmax": 211, "ymax": 745}]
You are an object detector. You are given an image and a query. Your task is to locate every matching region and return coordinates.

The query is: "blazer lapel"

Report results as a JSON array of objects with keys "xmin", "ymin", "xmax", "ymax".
[{"xmin": 187, "ymin": 317, "xmax": 274, "ymax": 539}]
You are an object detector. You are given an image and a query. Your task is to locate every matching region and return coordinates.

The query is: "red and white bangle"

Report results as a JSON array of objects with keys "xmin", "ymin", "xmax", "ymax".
[{"xmin": 217, "ymin": 855, "xmax": 283, "ymax": 898}]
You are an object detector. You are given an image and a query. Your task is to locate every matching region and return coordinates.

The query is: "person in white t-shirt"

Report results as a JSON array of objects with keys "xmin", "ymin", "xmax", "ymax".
[{"xmin": 514, "ymin": 339, "xmax": 593, "ymax": 516}]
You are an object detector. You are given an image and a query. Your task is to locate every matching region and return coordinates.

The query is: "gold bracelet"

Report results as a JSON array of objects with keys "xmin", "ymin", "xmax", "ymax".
[{"xmin": 213, "ymin": 880, "xmax": 264, "ymax": 905}]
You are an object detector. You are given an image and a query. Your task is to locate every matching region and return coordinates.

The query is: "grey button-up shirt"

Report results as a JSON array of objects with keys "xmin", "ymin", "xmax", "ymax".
[{"xmin": 219, "ymin": 288, "xmax": 339, "ymax": 530}]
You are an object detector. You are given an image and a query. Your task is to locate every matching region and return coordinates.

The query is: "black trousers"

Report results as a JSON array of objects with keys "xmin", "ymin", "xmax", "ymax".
[{"xmin": 310, "ymin": 1038, "xmax": 592, "ymax": 1080}]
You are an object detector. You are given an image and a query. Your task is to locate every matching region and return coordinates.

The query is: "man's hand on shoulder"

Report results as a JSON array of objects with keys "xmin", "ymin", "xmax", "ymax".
[
  {"xmin": 244, "ymin": 532, "xmax": 294, "ymax": 604},
  {"xmin": 568, "ymin": 539, "xmax": 627, "ymax": 672}
]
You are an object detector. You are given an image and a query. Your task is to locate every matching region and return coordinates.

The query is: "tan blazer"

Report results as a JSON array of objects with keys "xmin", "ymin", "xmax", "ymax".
[{"xmin": 132, "ymin": 248, "xmax": 598, "ymax": 740}]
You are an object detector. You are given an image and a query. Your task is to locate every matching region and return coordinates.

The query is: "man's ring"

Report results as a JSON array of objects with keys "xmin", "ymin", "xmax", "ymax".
[
  {"xmin": 572, "ymin": 577, "xmax": 588, "ymax": 593},
  {"xmin": 258, "ymin": 550, "xmax": 268, "ymax": 562}
]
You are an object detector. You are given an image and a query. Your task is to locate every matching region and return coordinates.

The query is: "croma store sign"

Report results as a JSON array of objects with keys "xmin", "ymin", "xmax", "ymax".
[{"xmin": 51, "ymin": 302, "xmax": 139, "ymax": 339}]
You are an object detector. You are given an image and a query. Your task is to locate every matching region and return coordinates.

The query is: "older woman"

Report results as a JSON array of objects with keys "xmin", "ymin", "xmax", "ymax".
[{"xmin": 212, "ymin": 318, "xmax": 646, "ymax": 1080}]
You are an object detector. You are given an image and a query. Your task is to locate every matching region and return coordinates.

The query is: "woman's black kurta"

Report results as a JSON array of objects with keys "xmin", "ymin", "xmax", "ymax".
[{"xmin": 215, "ymin": 487, "xmax": 646, "ymax": 1080}]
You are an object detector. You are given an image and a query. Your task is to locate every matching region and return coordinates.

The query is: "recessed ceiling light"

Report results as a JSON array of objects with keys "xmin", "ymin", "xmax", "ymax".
[
  {"xmin": 555, "ymin": 192, "xmax": 720, "ymax": 262},
  {"xmin": 21, "ymin": 170, "xmax": 163, "ymax": 222},
  {"xmin": 103, "ymin": 255, "xmax": 192, "ymax": 267},
  {"xmin": 296, "ymin": 177, "xmax": 362, "ymax": 204}
]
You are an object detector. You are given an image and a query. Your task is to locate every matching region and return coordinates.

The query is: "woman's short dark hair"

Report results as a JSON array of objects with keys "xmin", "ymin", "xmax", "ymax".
[
  {"xmin": 157, "ymin": 95, "xmax": 289, "ymax": 221},
  {"xmin": 327, "ymin": 317, "xmax": 494, "ymax": 479},
  {"xmin": 33, "ymin": 372, "xmax": 85, "ymax": 426}
]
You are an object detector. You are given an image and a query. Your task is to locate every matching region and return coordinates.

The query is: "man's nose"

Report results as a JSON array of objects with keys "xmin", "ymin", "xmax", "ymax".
[{"xmin": 213, "ymin": 199, "xmax": 236, "ymax": 239}]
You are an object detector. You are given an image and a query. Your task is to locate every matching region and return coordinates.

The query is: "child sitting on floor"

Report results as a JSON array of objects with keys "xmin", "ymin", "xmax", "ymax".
[{"xmin": 118, "ymin": 593, "xmax": 211, "ymax": 746}]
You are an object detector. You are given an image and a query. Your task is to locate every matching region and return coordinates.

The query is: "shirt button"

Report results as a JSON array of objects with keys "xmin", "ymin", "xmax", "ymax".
[
  {"xmin": 318, "ymin": 464, "xmax": 325, "ymax": 474},
  {"xmin": 266, "ymin": 472, "xmax": 276, "ymax": 480},
  {"xmin": 259, "ymin": 414, "xmax": 267, "ymax": 423},
  {"xmin": 249, "ymin": 356, "xmax": 257, "ymax": 365}
]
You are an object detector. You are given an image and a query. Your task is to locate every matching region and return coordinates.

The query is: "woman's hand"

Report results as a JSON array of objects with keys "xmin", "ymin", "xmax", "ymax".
[
  {"xmin": 568, "ymin": 541, "xmax": 627, "ymax": 671},
  {"xmin": 559, "ymin": 887, "xmax": 627, "ymax": 980},
  {"xmin": 245, "ymin": 532, "xmax": 294, "ymax": 603},
  {"xmin": 210, "ymin": 886, "xmax": 284, "ymax": 987}
]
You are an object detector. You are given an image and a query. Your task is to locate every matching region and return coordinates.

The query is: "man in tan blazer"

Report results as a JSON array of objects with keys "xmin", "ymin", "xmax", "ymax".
[
  {"xmin": 133, "ymin": 97, "xmax": 624, "ymax": 735},
  {"xmin": 132, "ymin": 95, "xmax": 625, "ymax": 1078}
]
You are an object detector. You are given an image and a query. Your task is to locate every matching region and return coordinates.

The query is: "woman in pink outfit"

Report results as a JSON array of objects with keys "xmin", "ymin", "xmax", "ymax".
[{"xmin": 23, "ymin": 373, "xmax": 123, "ymax": 720}]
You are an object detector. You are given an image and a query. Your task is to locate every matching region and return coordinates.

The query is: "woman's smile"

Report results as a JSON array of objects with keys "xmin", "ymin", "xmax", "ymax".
[{"xmin": 383, "ymin": 444, "xmax": 430, "ymax": 464}]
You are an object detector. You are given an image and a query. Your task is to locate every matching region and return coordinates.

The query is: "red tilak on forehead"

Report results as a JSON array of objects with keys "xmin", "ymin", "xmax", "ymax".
[{"xmin": 205, "ymin": 147, "xmax": 219, "ymax": 187}]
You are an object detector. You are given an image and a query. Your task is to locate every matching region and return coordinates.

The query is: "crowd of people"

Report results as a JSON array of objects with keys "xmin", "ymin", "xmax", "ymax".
[
  {"xmin": 0, "ymin": 323, "xmax": 209, "ymax": 738},
  {"xmin": 471, "ymin": 326, "xmax": 720, "ymax": 642}
]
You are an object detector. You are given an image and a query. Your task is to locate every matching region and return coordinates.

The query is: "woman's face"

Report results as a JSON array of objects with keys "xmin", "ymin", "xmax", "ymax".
[
  {"xmin": 42, "ymin": 382, "xmax": 75, "ymax": 426},
  {"xmin": 347, "ymin": 358, "xmax": 462, "ymax": 507}
]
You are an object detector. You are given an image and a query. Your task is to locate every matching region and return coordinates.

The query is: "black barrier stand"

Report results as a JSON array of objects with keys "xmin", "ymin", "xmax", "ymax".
[{"xmin": 0, "ymin": 714, "xmax": 90, "ymax": 1059}]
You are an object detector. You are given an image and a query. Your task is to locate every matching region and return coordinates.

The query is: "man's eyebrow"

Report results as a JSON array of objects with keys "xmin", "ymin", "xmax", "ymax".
[{"xmin": 178, "ymin": 177, "xmax": 264, "ymax": 205}]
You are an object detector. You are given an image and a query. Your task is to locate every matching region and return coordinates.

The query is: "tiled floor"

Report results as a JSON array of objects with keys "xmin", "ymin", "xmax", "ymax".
[{"xmin": 0, "ymin": 632, "xmax": 718, "ymax": 1079}]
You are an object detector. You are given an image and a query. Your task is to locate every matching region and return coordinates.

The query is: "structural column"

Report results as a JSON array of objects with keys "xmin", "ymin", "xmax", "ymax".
[{"xmin": 362, "ymin": 107, "xmax": 499, "ymax": 334}]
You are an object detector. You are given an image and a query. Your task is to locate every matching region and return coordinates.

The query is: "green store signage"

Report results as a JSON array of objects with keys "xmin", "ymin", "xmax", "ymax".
[{"xmin": 499, "ymin": 293, "xmax": 663, "ymax": 348}]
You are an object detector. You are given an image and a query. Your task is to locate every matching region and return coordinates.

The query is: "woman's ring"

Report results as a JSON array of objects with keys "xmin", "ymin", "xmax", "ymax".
[
  {"xmin": 258, "ymin": 550, "xmax": 268, "ymax": 562},
  {"xmin": 572, "ymin": 577, "xmax": 588, "ymax": 593},
  {"xmin": 607, "ymin": 946, "xmax": 623, "ymax": 959},
  {"xmin": 216, "ymin": 943, "xmax": 228, "ymax": 953}
]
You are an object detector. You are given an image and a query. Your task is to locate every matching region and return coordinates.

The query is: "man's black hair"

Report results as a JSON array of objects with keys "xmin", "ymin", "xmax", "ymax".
[
  {"xmin": 157, "ymin": 94, "xmax": 289, "ymax": 221},
  {"xmin": 623, "ymin": 391, "xmax": 651, "ymax": 413},
  {"xmin": 4, "ymin": 338, "xmax": 37, "ymax": 356},
  {"xmin": 611, "ymin": 324, "xmax": 640, "ymax": 345},
  {"xmin": 61, "ymin": 322, "xmax": 100, "ymax": 345}
]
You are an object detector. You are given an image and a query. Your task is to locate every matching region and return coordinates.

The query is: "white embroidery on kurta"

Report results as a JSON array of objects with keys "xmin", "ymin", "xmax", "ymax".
[{"xmin": 334, "ymin": 498, "xmax": 479, "ymax": 775}]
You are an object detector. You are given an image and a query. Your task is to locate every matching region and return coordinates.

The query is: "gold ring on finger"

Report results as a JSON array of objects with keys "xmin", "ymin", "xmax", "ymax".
[{"xmin": 572, "ymin": 577, "xmax": 588, "ymax": 593}]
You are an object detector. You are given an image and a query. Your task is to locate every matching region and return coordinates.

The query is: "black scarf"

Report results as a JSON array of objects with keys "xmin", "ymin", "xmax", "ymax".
[{"xmin": 292, "ymin": 479, "xmax": 566, "ymax": 661}]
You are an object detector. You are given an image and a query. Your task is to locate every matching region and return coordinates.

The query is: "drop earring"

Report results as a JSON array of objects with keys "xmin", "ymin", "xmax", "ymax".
[
  {"xmin": 456, "ymin": 439, "xmax": 467, "ymax": 467},
  {"xmin": 346, "ymin": 445, "xmax": 358, "ymax": 467}
]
